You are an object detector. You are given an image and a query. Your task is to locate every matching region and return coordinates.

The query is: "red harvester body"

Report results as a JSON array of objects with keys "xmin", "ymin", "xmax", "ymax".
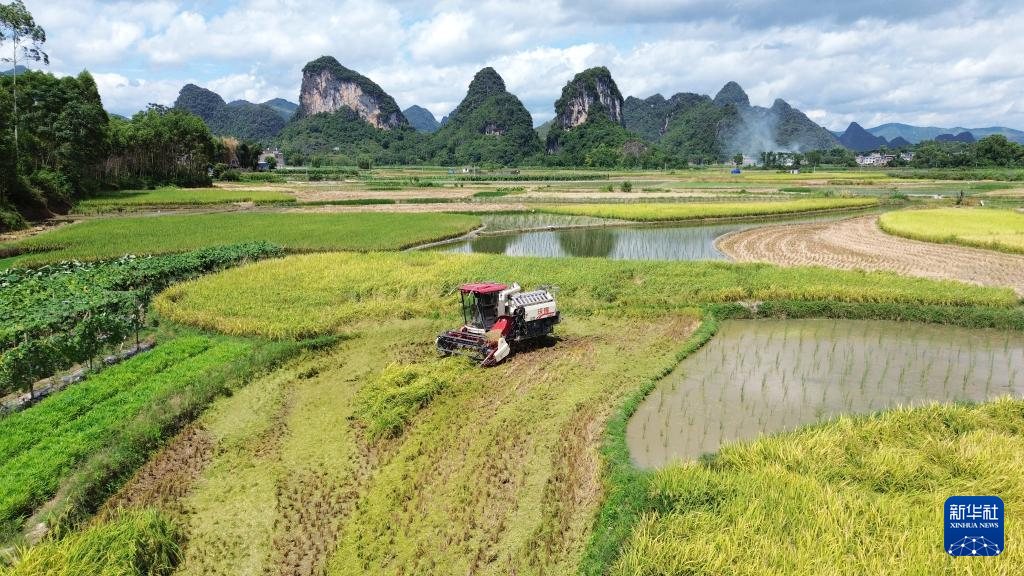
[{"xmin": 436, "ymin": 282, "xmax": 559, "ymax": 367}]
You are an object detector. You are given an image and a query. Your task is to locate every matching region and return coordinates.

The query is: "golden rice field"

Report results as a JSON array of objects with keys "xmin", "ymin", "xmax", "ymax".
[
  {"xmin": 880, "ymin": 207, "xmax": 1024, "ymax": 254},
  {"xmin": 539, "ymin": 197, "xmax": 878, "ymax": 222},
  {"xmin": 153, "ymin": 251, "xmax": 1019, "ymax": 340}
]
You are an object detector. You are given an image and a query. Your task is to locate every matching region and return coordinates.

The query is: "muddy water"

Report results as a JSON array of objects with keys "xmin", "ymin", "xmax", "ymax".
[
  {"xmin": 627, "ymin": 319, "xmax": 1024, "ymax": 468},
  {"xmin": 436, "ymin": 211, "xmax": 873, "ymax": 261}
]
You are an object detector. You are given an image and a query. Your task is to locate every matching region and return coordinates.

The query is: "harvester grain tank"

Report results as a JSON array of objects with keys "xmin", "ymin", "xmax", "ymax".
[{"xmin": 436, "ymin": 282, "xmax": 559, "ymax": 367}]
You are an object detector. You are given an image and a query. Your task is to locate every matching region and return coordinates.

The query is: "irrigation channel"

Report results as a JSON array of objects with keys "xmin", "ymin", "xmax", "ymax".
[
  {"xmin": 431, "ymin": 211, "xmax": 877, "ymax": 260},
  {"xmin": 628, "ymin": 319, "xmax": 1024, "ymax": 468}
]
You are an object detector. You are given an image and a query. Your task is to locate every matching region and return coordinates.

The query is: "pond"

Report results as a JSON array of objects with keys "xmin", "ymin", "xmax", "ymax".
[
  {"xmin": 627, "ymin": 319, "xmax": 1024, "ymax": 468},
  {"xmin": 433, "ymin": 212, "xmax": 868, "ymax": 261}
]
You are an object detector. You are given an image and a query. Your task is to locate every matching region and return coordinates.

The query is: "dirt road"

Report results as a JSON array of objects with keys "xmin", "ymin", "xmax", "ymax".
[{"xmin": 717, "ymin": 214, "xmax": 1024, "ymax": 295}]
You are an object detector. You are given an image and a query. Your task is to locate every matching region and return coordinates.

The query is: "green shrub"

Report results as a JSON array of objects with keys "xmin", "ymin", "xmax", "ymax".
[
  {"xmin": 218, "ymin": 169, "xmax": 241, "ymax": 182},
  {"xmin": 0, "ymin": 207, "xmax": 27, "ymax": 232}
]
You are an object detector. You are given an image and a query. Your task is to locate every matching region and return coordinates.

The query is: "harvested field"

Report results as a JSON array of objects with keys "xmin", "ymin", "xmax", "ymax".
[
  {"xmin": 717, "ymin": 215, "xmax": 1024, "ymax": 295},
  {"xmin": 100, "ymin": 426, "xmax": 213, "ymax": 517},
  {"xmin": 113, "ymin": 315, "xmax": 699, "ymax": 576}
]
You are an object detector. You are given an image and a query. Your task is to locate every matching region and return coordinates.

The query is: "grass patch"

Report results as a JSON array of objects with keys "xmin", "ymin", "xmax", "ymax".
[
  {"xmin": 1, "ymin": 212, "xmax": 481, "ymax": 264},
  {"xmin": 73, "ymin": 187, "xmax": 295, "ymax": 213},
  {"xmin": 538, "ymin": 197, "xmax": 878, "ymax": 222},
  {"xmin": 880, "ymin": 207, "xmax": 1024, "ymax": 254},
  {"xmin": 472, "ymin": 186, "xmax": 526, "ymax": 199},
  {"xmin": 154, "ymin": 251, "xmax": 1019, "ymax": 340}
]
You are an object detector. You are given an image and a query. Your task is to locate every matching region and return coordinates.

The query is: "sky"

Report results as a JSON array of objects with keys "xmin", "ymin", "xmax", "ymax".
[{"xmin": 16, "ymin": 0, "xmax": 1024, "ymax": 130}]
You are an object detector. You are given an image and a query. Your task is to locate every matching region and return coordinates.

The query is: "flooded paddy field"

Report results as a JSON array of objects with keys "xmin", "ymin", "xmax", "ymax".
[
  {"xmin": 437, "ymin": 211, "xmax": 873, "ymax": 261},
  {"xmin": 627, "ymin": 318, "xmax": 1024, "ymax": 468}
]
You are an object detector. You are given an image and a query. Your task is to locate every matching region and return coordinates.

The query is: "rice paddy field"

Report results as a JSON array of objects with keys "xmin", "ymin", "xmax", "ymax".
[
  {"xmin": 5, "ymin": 166, "xmax": 1024, "ymax": 575},
  {"xmin": 628, "ymin": 318, "xmax": 1024, "ymax": 467},
  {"xmin": 72, "ymin": 187, "xmax": 296, "ymax": 213},
  {"xmin": 538, "ymin": 197, "xmax": 879, "ymax": 221},
  {"xmin": 146, "ymin": 250, "xmax": 1021, "ymax": 574},
  {"xmin": 880, "ymin": 207, "xmax": 1024, "ymax": 254},
  {"xmin": 0, "ymin": 212, "xmax": 480, "ymax": 265}
]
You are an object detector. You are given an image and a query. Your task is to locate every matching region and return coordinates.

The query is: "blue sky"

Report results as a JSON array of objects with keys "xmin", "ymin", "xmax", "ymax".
[{"xmin": 20, "ymin": 0, "xmax": 1024, "ymax": 130}]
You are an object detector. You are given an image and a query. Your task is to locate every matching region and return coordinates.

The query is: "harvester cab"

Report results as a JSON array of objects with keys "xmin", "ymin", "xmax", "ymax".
[{"xmin": 437, "ymin": 282, "xmax": 559, "ymax": 367}]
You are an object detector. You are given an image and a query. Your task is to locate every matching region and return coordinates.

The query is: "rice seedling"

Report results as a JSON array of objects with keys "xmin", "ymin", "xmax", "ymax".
[{"xmin": 626, "ymin": 318, "xmax": 1024, "ymax": 468}]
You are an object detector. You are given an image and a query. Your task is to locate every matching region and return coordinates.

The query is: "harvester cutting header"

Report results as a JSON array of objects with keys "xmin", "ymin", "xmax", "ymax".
[{"xmin": 436, "ymin": 282, "xmax": 560, "ymax": 367}]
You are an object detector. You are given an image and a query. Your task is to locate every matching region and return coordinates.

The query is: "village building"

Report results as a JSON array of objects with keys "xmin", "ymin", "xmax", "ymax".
[{"xmin": 258, "ymin": 148, "xmax": 285, "ymax": 170}]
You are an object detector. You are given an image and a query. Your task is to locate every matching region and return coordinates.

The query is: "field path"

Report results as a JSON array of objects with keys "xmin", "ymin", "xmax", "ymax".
[{"xmin": 717, "ymin": 214, "xmax": 1024, "ymax": 295}]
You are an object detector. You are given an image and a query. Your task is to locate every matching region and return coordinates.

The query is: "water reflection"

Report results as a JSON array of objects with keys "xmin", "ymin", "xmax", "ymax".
[
  {"xmin": 441, "ymin": 222, "xmax": 749, "ymax": 260},
  {"xmin": 627, "ymin": 319, "xmax": 1024, "ymax": 468},
  {"xmin": 469, "ymin": 235, "xmax": 515, "ymax": 254},
  {"xmin": 438, "ymin": 210, "xmax": 879, "ymax": 261},
  {"xmin": 558, "ymin": 228, "xmax": 616, "ymax": 258}
]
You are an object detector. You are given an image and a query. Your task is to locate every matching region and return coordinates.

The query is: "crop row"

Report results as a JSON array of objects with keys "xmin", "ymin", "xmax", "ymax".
[
  {"xmin": 0, "ymin": 242, "xmax": 283, "ymax": 395},
  {"xmin": 0, "ymin": 336, "xmax": 253, "ymax": 540},
  {"xmin": 0, "ymin": 510, "xmax": 180, "ymax": 576}
]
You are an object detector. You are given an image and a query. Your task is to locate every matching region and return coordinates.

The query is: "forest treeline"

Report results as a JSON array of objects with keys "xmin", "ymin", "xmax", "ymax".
[{"xmin": 0, "ymin": 71, "xmax": 260, "ymax": 230}]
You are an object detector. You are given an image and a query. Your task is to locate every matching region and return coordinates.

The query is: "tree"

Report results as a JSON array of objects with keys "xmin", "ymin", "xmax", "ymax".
[
  {"xmin": 0, "ymin": 0, "xmax": 47, "ymax": 203},
  {"xmin": 805, "ymin": 150, "xmax": 822, "ymax": 168},
  {"xmin": 266, "ymin": 154, "xmax": 277, "ymax": 170},
  {"xmin": 732, "ymin": 153, "xmax": 744, "ymax": 166},
  {"xmin": 975, "ymin": 135, "xmax": 1019, "ymax": 167}
]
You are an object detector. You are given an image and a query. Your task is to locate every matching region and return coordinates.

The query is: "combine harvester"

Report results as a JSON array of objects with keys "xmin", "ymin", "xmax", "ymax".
[{"xmin": 436, "ymin": 282, "xmax": 560, "ymax": 367}]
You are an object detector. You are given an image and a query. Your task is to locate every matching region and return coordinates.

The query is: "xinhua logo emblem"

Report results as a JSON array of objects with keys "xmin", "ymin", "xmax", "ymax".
[{"xmin": 945, "ymin": 496, "xmax": 1004, "ymax": 557}]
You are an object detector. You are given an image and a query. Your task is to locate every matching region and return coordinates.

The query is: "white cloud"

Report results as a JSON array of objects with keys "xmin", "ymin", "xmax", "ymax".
[
  {"xmin": 91, "ymin": 72, "xmax": 183, "ymax": 113},
  {"xmin": 136, "ymin": 0, "xmax": 405, "ymax": 66},
  {"xmin": 20, "ymin": 0, "xmax": 1024, "ymax": 129}
]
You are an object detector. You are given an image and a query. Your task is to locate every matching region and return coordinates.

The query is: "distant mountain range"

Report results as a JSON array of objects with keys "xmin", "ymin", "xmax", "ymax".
[
  {"xmin": 837, "ymin": 122, "xmax": 888, "ymax": 152},
  {"xmin": 0, "ymin": 65, "xmax": 29, "ymax": 76},
  {"xmin": 164, "ymin": 57, "xmax": 1024, "ymax": 163},
  {"xmin": 833, "ymin": 121, "xmax": 1001, "ymax": 152},
  {"xmin": 259, "ymin": 98, "xmax": 299, "ymax": 120},
  {"xmin": 867, "ymin": 123, "xmax": 1024, "ymax": 144}
]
